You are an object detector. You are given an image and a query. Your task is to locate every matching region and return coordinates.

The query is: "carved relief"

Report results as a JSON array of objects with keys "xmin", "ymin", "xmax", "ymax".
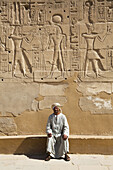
[
  {"xmin": 1, "ymin": 0, "xmax": 113, "ymax": 83},
  {"xmin": 78, "ymin": 0, "xmax": 113, "ymax": 82},
  {"xmin": 1, "ymin": 0, "xmax": 113, "ymax": 131},
  {"xmin": 82, "ymin": 23, "xmax": 111, "ymax": 78},
  {"xmin": 48, "ymin": 19, "xmax": 67, "ymax": 78},
  {"xmin": 0, "ymin": 0, "xmax": 71, "ymax": 82},
  {"xmin": 70, "ymin": 1, "xmax": 80, "ymax": 71}
]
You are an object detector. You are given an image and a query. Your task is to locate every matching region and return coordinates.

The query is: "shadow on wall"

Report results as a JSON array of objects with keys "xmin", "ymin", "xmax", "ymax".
[{"xmin": 14, "ymin": 137, "xmax": 47, "ymax": 156}]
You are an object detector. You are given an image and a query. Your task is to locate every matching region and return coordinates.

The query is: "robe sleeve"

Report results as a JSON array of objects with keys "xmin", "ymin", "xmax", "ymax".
[
  {"xmin": 46, "ymin": 116, "xmax": 52, "ymax": 134},
  {"xmin": 63, "ymin": 115, "xmax": 69, "ymax": 137}
]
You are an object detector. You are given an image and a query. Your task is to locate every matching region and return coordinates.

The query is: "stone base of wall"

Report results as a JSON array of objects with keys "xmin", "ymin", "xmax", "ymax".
[{"xmin": 0, "ymin": 135, "xmax": 113, "ymax": 155}]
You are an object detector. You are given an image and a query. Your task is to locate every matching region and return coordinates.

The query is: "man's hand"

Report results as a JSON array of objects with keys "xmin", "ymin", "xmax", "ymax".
[
  {"xmin": 48, "ymin": 133, "xmax": 52, "ymax": 138},
  {"xmin": 63, "ymin": 134, "xmax": 68, "ymax": 140}
]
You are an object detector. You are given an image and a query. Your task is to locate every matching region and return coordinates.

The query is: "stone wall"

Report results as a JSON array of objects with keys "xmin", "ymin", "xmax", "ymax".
[{"xmin": 0, "ymin": 0, "xmax": 113, "ymax": 136}]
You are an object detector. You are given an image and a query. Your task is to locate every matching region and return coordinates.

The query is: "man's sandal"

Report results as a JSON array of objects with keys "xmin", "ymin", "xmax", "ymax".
[
  {"xmin": 65, "ymin": 154, "xmax": 70, "ymax": 161},
  {"xmin": 45, "ymin": 155, "xmax": 51, "ymax": 161}
]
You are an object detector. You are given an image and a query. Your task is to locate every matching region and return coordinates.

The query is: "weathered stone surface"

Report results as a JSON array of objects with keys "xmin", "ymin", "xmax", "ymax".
[
  {"xmin": 77, "ymin": 82, "xmax": 112, "ymax": 96},
  {"xmin": 39, "ymin": 84, "xmax": 68, "ymax": 110},
  {"xmin": 40, "ymin": 84, "xmax": 68, "ymax": 96},
  {"xmin": 79, "ymin": 166, "xmax": 107, "ymax": 170},
  {"xmin": 79, "ymin": 96, "xmax": 113, "ymax": 114},
  {"xmin": 1, "ymin": 0, "xmax": 113, "ymax": 137},
  {"xmin": 0, "ymin": 83, "xmax": 39, "ymax": 116},
  {"xmin": 111, "ymin": 83, "xmax": 113, "ymax": 93},
  {"xmin": 31, "ymin": 99, "xmax": 39, "ymax": 112},
  {"xmin": 0, "ymin": 112, "xmax": 13, "ymax": 117},
  {"xmin": 0, "ymin": 118, "xmax": 17, "ymax": 135},
  {"xmin": 39, "ymin": 96, "xmax": 67, "ymax": 110}
]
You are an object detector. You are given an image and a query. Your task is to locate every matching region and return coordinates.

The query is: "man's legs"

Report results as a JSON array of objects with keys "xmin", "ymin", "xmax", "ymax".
[
  {"xmin": 45, "ymin": 136, "xmax": 55, "ymax": 161},
  {"xmin": 45, "ymin": 136, "xmax": 70, "ymax": 161},
  {"xmin": 54, "ymin": 136, "xmax": 70, "ymax": 161},
  {"xmin": 63, "ymin": 138, "xmax": 70, "ymax": 161}
]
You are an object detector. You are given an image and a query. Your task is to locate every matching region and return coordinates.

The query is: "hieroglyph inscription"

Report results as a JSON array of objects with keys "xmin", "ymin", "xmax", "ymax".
[
  {"xmin": 78, "ymin": 0, "xmax": 113, "ymax": 82},
  {"xmin": 0, "ymin": 0, "xmax": 71, "ymax": 82},
  {"xmin": 1, "ymin": 0, "xmax": 113, "ymax": 82}
]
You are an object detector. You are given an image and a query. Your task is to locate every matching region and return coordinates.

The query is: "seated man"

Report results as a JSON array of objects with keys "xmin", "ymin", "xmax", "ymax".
[{"xmin": 45, "ymin": 103, "xmax": 70, "ymax": 161}]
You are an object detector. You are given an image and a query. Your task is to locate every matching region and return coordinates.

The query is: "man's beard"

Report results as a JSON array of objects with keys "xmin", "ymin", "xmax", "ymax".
[{"xmin": 54, "ymin": 110, "xmax": 59, "ymax": 114}]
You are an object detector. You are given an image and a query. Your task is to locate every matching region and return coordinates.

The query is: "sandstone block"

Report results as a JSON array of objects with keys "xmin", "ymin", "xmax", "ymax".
[
  {"xmin": 77, "ymin": 82, "xmax": 112, "ymax": 96},
  {"xmin": 79, "ymin": 96, "xmax": 113, "ymax": 114},
  {"xmin": 39, "ymin": 96, "xmax": 67, "ymax": 110},
  {"xmin": 31, "ymin": 100, "xmax": 39, "ymax": 112},
  {"xmin": 0, "ymin": 83, "xmax": 40, "ymax": 115},
  {"xmin": 0, "ymin": 118, "xmax": 17, "ymax": 135},
  {"xmin": 40, "ymin": 84, "xmax": 68, "ymax": 96}
]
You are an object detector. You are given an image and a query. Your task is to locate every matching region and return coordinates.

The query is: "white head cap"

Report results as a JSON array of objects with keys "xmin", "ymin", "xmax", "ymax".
[{"xmin": 52, "ymin": 103, "xmax": 62, "ymax": 112}]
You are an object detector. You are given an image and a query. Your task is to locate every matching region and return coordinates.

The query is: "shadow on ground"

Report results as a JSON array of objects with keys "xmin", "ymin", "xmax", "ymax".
[
  {"xmin": 25, "ymin": 154, "xmax": 46, "ymax": 160},
  {"xmin": 25, "ymin": 154, "xmax": 65, "ymax": 161}
]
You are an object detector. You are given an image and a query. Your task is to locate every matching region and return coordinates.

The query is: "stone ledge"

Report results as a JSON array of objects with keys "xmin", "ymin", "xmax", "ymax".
[
  {"xmin": 1, "ymin": 134, "xmax": 113, "ymax": 139},
  {"xmin": 0, "ymin": 135, "xmax": 113, "ymax": 155}
]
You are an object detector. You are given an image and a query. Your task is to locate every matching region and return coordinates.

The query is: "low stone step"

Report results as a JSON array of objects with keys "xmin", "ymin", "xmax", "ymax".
[{"xmin": 0, "ymin": 135, "xmax": 113, "ymax": 155}]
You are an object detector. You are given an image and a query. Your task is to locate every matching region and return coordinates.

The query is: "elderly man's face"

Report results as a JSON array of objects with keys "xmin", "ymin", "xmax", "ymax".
[{"xmin": 53, "ymin": 106, "xmax": 60, "ymax": 115}]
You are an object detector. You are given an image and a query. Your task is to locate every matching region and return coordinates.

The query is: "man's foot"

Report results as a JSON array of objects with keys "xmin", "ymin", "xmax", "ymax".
[
  {"xmin": 45, "ymin": 155, "xmax": 51, "ymax": 161},
  {"xmin": 65, "ymin": 154, "xmax": 70, "ymax": 161}
]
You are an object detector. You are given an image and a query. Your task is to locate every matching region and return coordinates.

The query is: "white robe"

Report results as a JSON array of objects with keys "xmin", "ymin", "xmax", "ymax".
[{"xmin": 46, "ymin": 113, "xmax": 69, "ymax": 158}]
